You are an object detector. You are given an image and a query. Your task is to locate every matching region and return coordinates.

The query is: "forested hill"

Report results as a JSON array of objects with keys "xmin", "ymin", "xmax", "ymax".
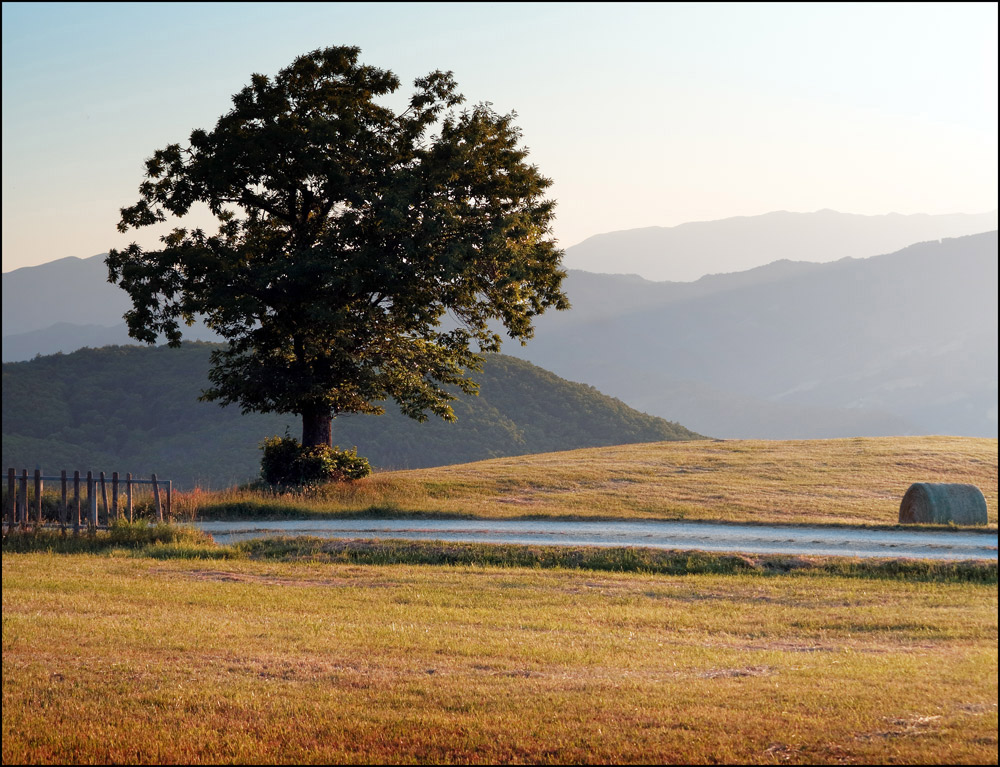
[{"xmin": 2, "ymin": 343, "xmax": 703, "ymax": 490}]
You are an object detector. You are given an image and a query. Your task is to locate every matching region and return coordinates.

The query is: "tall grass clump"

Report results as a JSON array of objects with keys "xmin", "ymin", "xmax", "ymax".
[
  {"xmin": 1, "ymin": 518, "xmax": 221, "ymax": 556},
  {"xmin": 180, "ymin": 474, "xmax": 422, "ymax": 519}
]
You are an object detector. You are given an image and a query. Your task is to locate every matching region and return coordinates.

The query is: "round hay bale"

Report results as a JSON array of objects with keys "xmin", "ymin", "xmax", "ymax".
[{"xmin": 898, "ymin": 483, "xmax": 988, "ymax": 525}]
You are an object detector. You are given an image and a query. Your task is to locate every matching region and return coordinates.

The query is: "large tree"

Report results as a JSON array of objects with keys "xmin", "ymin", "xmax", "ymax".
[{"xmin": 108, "ymin": 46, "xmax": 568, "ymax": 448}]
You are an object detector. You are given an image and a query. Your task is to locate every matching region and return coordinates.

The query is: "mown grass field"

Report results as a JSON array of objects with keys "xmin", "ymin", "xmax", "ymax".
[
  {"xmin": 185, "ymin": 436, "xmax": 998, "ymax": 528},
  {"xmin": 3, "ymin": 436, "xmax": 997, "ymax": 764},
  {"xmin": 3, "ymin": 552, "xmax": 997, "ymax": 764}
]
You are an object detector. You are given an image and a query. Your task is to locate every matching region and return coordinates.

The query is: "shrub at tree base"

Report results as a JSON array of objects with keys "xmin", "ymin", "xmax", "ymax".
[{"xmin": 260, "ymin": 436, "xmax": 371, "ymax": 486}]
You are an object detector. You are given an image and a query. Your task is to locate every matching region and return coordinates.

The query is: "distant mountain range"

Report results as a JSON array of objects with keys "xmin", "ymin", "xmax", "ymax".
[
  {"xmin": 1, "ymin": 344, "xmax": 701, "ymax": 490},
  {"xmin": 6, "ymin": 210, "xmax": 996, "ymax": 344},
  {"xmin": 2, "ymin": 254, "xmax": 219, "ymax": 357},
  {"xmin": 3, "ymin": 211, "xmax": 997, "ymax": 441},
  {"xmin": 507, "ymin": 231, "xmax": 998, "ymax": 439},
  {"xmin": 565, "ymin": 209, "xmax": 998, "ymax": 282}
]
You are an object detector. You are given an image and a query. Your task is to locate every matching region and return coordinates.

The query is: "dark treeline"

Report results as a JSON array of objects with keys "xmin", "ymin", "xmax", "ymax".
[{"xmin": 2, "ymin": 343, "xmax": 703, "ymax": 490}]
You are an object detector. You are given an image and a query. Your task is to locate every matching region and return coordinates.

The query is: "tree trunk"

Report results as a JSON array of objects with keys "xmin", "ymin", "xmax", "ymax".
[{"xmin": 301, "ymin": 406, "xmax": 333, "ymax": 448}]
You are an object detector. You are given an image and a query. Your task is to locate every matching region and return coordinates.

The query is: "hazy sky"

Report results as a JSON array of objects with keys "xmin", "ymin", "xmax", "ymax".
[{"xmin": 2, "ymin": 1, "xmax": 997, "ymax": 272}]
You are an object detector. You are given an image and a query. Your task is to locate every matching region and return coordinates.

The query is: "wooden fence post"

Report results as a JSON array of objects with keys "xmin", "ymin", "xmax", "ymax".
[
  {"xmin": 112, "ymin": 472, "xmax": 119, "ymax": 523},
  {"xmin": 126, "ymin": 473, "xmax": 133, "ymax": 523},
  {"xmin": 20, "ymin": 470, "xmax": 28, "ymax": 529},
  {"xmin": 73, "ymin": 471, "xmax": 81, "ymax": 534},
  {"xmin": 100, "ymin": 472, "xmax": 109, "ymax": 526},
  {"xmin": 152, "ymin": 474, "xmax": 162, "ymax": 522},
  {"xmin": 87, "ymin": 471, "xmax": 97, "ymax": 529},
  {"xmin": 6, "ymin": 468, "xmax": 14, "ymax": 529},
  {"xmin": 61, "ymin": 471, "xmax": 68, "ymax": 532},
  {"xmin": 35, "ymin": 469, "xmax": 43, "ymax": 527}
]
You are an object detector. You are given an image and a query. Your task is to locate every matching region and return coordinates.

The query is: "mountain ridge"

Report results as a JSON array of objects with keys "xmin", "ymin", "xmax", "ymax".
[
  {"xmin": 565, "ymin": 209, "xmax": 998, "ymax": 282},
  {"xmin": 506, "ymin": 231, "xmax": 998, "ymax": 438}
]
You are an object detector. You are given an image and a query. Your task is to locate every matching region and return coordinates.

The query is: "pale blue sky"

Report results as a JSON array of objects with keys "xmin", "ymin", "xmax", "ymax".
[{"xmin": 2, "ymin": 1, "xmax": 997, "ymax": 271}]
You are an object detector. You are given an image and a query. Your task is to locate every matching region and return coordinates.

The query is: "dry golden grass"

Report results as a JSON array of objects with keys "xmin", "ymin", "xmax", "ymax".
[
  {"xmin": 3, "ymin": 553, "xmax": 997, "ymax": 764},
  {"xmin": 5, "ymin": 437, "xmax": 996, "ymax": 763},
  {"xmin": 192, "ymin": 436, "xmax": 998, "ymax": 527}
]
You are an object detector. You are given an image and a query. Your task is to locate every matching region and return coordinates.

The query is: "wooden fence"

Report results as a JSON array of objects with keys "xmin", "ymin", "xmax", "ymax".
[{"xmin": 4, "ymin": 469, "xmax": 172, "ymax": 532}]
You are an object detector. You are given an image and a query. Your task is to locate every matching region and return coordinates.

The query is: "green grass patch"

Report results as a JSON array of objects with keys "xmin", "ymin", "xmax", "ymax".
[
  {"xmin": 232, "ymin": 536, "xmax": 999, "ymax": 584},
  {"xmin": 4, "ymin": 527, "xmax": 996, "ymax": 584}
]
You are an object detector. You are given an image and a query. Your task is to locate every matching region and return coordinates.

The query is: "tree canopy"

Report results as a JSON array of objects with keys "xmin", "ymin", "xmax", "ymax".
[{"xmin": 107, "ymin": 46, "xmax": 568, "ymax": 447}]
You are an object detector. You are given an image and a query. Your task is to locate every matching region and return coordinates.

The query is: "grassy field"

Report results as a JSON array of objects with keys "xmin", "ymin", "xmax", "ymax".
[
  {"xmin": 184, "ymin": 436, "xmax": 998, "ymax": 528},
  {"xmin": 3, "ymin": 552, "xmax": 997, "ymax": 764},
  {"xmin": 4, "ymin": 436, "xmax": 997, "ymax": 763}
]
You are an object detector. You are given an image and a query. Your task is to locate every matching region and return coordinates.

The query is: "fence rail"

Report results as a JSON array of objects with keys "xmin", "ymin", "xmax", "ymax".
[{"xmin": 4, "ymin": 469, "xmax": 172, "ymax": 532}]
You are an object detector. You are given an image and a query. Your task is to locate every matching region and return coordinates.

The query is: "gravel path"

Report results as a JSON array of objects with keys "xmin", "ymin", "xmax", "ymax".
[{"xmin": 196, "ymin": 519, "xmax": 999, "ymax": 560}]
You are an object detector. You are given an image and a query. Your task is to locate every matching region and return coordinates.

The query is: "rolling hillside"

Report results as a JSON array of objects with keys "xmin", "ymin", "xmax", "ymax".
[
  {"xmin": 189, "ymin": 436, "xmax": 998, "ymax": 528},
  {"xmin": 1, "ymin": 343, "xmax": 702, "ymax": 490}
]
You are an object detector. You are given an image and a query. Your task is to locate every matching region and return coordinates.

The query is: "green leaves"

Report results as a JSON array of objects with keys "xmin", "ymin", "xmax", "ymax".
[{"xmin": 108, "ymin": 45, "xmax": 568, "ymax": 444}]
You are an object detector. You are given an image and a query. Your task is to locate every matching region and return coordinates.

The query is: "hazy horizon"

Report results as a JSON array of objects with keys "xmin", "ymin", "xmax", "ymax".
[
  {"xmin": 3, "ymin": 207, "xmax": 997, "ymax": 278},
  {"xmin": 3, "ymin": 2, "xmax": 997, "ymax": 272}
]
